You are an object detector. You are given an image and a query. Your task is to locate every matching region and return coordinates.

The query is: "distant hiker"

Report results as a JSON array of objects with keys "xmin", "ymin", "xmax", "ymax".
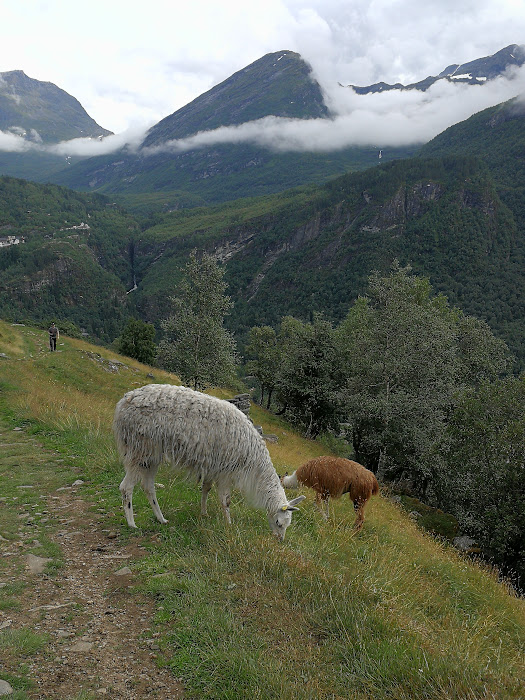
[{"xmin": 48, "ymin": 322, "xmax": 59, "ymax": 351}]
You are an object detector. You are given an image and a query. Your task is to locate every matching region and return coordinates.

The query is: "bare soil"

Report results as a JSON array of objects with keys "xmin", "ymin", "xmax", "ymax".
[{"xmin": 0, "ymin": 445, "xmax": 184, "ymax": 699}]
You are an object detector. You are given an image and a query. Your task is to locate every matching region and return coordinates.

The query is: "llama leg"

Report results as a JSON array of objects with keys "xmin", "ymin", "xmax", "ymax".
[
  {"xmin": 353, "ymin": 499, "xmax": 366, "ymax": 531},
  {"xmin": 322, "ymin": 495, "xmax": 330, "ymax": 520},
  {"xmin": 217, "ymin": 483, "xmax": 232, "ymax": 525},
  {"xmin": 141, "ymin": 462, "xmax": 168, "ymax": 525},
  {"xmin": 119, "ymin": 469, "xmax": 140, "ymax": 528},
  {"xmin": 201, "ymin": 480, "xmax": 212, "ymax": 516},
  {"xmin": 314, "ymin": 491, "xmax": 323, "ymax": 515}
]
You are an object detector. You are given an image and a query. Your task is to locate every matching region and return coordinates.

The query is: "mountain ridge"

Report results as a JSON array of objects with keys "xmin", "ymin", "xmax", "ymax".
[
  {"xmin": 349, "ymin": 43, "xmax": 525, "ymax": 94},
  {"xmin": 0, "ymin": 69, "xmax": 112, "ymax": 142},
  {"xmin": 143, "ymin": 50, "xmax": 329, "ymax": 147}
]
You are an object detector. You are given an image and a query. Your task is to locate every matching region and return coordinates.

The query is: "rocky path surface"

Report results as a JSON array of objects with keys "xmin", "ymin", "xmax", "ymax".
[{"xmin": 0, "ymin": 426, "xmax": 184, "ymax": 699}]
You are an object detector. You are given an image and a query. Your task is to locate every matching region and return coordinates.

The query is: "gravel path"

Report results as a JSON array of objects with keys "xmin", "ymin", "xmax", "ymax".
[{"xmin": 0, "ymin": 428, "xmax": 184, "ymax": 699}]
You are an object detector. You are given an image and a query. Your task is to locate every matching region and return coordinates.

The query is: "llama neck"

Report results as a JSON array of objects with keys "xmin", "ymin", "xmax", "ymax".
[
  {"xmin": 282, "ymin": 471, "xmax": 299, "ymax": 488},
  {"xmin": 239, "ymin": 458, "xmax": 288, "ymax": 515}
]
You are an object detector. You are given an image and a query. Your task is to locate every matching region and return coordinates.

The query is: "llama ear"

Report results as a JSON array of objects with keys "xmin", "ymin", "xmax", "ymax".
[{"xmin": 287, "ymin": 495, "xmax": 306, "ymax": 510}]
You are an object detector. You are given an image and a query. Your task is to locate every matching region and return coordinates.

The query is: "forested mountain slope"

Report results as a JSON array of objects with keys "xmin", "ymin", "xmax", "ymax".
[
  {"xmin": 0, "ymin": 177, "xmax": 136, "ymax": 340},
  {"xmin": 2, "ymin": 144, "xmax": 524, "ymax": 367},
  {"xmin": 133, "ymin": 155, "xmax": 524, "ymax": 365}
]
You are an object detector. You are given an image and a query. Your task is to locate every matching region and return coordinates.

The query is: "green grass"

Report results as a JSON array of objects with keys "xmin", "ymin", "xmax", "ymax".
[
  {"xmin": 0, "ymin": 320, "xmax": 523, "ymax": 699},
  {"xmin": 0, "ymin": 629, "xmax": 49, "ymax": 656}
]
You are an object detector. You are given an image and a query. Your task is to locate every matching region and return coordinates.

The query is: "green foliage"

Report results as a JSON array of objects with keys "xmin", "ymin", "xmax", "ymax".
[
  {"xmin": 248, "ymin": 265, "xmax": 519, "ymax": 578},
  {"xmin": 0, "ymin": 175, "xmax": 138, "ymax": 342},
  {"xmin": 156, "ymin": 251, "xmax": 237, "ymax": 389},
  {"xmin": 115, "ymin": 318, "xmax": 156, "ymax": 364},
  {"xmin": 244, "ymin": 325, "xmax": 279, "ymax": 408},
  {"xmin": 441, "ymin": 377, "xmax": 525, "ymax": 585},
  {"xmin": 276, "ymin": 314, "xmax": 343, "ymax": 438},
  {"xmin": 399, "ymin": 496, "xmax": 459, "ymax": 540},
  {"xmin": 335, "ymin": 263, "xmax": 510, "ymax": 491}
]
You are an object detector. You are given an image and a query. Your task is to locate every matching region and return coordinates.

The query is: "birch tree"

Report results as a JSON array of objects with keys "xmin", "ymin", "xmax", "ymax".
[{"xmin": 157, "ymin": 251, "xmax": 237, "ymax": 389}]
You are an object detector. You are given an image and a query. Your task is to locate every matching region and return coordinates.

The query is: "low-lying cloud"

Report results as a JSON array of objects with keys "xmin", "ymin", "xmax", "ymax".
[
  {"xmin": 143, "ymin": 65, "xmax": 525, "ymax": 155},
  {"xmin": 1, "ymin": 66, "xmax": 524, "ymax": 160},
  {"xmin": 0, "ymin": 124, "xmax": 148, "ymax": 156}
]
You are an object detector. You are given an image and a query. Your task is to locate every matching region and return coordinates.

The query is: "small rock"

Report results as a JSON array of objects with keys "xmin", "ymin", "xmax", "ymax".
[
  {"xmin": 13, "ymin": 427, "xmax": 23, "ymax": 432},
  {"xmin": 72, "ymin": 480, "xmax": 84, "ymax": 487},
  {"xmin": 0, "ymin": 679, "xmax": 14, "ymax": 696},
  {"xmin": 453, "ymin": 535, "xmax": 478, "ymax": 552},
  {"xmin": 57, "ymin": 630, "xmax": 74, "ymax": 638},
  {"xmin": 70, "ymin": 641, "xmax": 94, "ymax": 652},
  {"xmin": 114, "ymin": 566, "xmax": 132, "ymax": 576},
  {"xmin": 26, "ymin": 553, "xmax": 52, "ymax": 574}
]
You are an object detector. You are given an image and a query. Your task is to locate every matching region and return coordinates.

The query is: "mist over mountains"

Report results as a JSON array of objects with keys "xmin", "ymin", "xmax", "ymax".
[{"xmin": 0, "ymin": 43, "xmax": 524, "ymax": 204}]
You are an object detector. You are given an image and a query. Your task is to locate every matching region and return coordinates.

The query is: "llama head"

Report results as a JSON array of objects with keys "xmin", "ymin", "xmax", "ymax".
[{"xmin": 268, "ymin": 495, "xmax": 306, "ymax": 541}]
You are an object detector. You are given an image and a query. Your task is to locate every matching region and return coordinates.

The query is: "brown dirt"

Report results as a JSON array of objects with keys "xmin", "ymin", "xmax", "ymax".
[{"xmin": 1, "ymin": 484, "xmax": 184, "ymax": 699}]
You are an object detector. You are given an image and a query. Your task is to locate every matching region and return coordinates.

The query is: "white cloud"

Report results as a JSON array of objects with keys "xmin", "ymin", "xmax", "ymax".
[
  {"xmin": 1, "ymin": 0, "xmax": 524, "ymax": 134},
  {"xmin": 0, "ymin": 130, "xmax": 33, "ymax": 153},
  {"xmin": 141, "ymin": 66, "xmax": 525, "ymax": 154},
  {"xmin": 1, "ymin": 64, "xmax": 524, "ymax": 158}
]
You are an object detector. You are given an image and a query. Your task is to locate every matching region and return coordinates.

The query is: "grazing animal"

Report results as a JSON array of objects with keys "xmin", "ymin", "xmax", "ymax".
[
  {"xmin": 113, "ymin": 384, "xmax": 305, "ymax": 539},
  {"xmin": 281, "ymin": 456, "xmax": 379, "ymax": 530}
]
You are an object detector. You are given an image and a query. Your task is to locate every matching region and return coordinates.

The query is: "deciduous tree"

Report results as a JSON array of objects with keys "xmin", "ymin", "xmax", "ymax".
[
  {"xmin": 116, "ymin": 318, "xmax": 156, "ymax": 365},
  {"xmin": 157, "ymin": 251, "xmax": 237, "ymax": 389}
]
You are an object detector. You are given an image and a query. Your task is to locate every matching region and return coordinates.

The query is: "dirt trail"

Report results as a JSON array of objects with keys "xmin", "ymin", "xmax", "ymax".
[{"xmin": 0, "ymin": 430, "xmax": 184, "ymax": 699}]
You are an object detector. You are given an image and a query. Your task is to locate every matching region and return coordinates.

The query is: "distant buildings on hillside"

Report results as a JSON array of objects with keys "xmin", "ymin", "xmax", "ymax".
[{"xmin": 0, "ymin": 235, "xmax": 24, "ymax": 248}]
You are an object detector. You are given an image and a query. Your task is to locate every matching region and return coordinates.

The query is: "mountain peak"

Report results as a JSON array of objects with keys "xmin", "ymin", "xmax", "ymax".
[
  {"xmin": 0, "ymin": 69, "xmax": 112, "ymax": 142},
  {"xmin": 142, "ymin": 50, "xmax": 329, "ymax": 147},
  {"xmin": 351, "ymin": 43, "xmax": 525, "ymax": 94}
]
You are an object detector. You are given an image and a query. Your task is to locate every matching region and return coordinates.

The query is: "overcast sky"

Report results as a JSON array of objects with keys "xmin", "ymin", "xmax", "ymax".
[{"xmin": 1, "ymin": 0, "xmax": 525, "ymax": 154}]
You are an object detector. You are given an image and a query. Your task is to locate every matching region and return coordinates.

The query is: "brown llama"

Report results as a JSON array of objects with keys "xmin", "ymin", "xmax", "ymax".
[{"xmin": 281, "ymin": 456, "xmax": 379, "ymax": 530}]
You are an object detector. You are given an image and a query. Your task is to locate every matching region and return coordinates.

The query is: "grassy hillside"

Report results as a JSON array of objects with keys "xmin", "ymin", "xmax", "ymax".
[{"xmin": 0, "ymin": 320, "xmax": 523, "ymax": 699}]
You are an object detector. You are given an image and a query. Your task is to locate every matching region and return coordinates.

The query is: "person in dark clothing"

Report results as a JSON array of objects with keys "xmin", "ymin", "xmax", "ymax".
[{"xmin": 48, "ymin": 322, "xmax": 59, "ymax": 351}]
